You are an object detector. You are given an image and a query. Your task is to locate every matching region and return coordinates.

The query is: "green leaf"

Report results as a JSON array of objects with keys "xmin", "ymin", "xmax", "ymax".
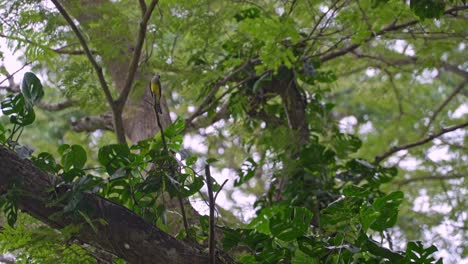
[
  {"xmin": 98, "ymin": 144, "xmax": 133, "ymax": 175},
  {"xmin": 410, "ymin": 0, "xmax": 445, "ymax": 19},
  {"xmin": 371, "ymin": 191, "xmax": 404, "ymax": 231},
  {"xmin": 32, "ymin": 152, "xmax": 60, "ymax": 173},
  {"xmin": 235, "ymin": 157, "xmax": 257, "ymax": 186},
  {"xmin": 1, "ymin": 94, "xmax": 36, "ymax": 126},
  {"xmin": 59, "ymin": 144, "xmax": 87, "ymax": 172},
  {"xmin": 405, "ymin": 241, "xmax": 441, "ymax": 263},
  {"xmin": 269, "ymin": 207, "xmax": 313, "ymax": 241},
  {"xmin": 21, "ymin": 72, "xmax": 44, "ymax": 105},
  {"xmin": 164, "ymin": 116, "xmax": 185, "ymax": 138}
]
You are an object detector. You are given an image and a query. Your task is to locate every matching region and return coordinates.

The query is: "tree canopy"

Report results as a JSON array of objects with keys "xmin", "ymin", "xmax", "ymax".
[{"xmin": 0, "ymin": 0, "xmax": 466, "ymax": 263}]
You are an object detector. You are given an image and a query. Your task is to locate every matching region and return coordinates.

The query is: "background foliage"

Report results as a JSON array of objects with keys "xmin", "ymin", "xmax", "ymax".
[{"xmin": 0, "ymin": 0, "xmax": 466, "ymax": 263}]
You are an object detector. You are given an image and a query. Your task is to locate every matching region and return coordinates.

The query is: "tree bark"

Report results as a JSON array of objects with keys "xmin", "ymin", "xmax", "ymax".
[{"xmin": 0, "ymin": 146, "xmax": 210, "ymax": 264}]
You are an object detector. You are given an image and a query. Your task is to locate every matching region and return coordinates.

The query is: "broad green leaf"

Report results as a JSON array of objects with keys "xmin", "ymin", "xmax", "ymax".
[
  {"xmin": 1, "ymin": 94, "xmax": 36, "ymax": 126},
  {"xmin": 98, "ymin": 144, "xmax": 133, "ymax": 175},
  {"xmin": 21, "ymin": 72, "xmax": 44, "ymax": 105},
  {"xmin": 59, "ymin": 144, "xmax": 87, "ymax": 172}
]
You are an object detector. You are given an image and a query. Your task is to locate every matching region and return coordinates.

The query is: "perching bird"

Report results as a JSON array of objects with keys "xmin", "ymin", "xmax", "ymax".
[{"xmin": 150, "ymin": 74, "xmax": 162, "ymax": 114}]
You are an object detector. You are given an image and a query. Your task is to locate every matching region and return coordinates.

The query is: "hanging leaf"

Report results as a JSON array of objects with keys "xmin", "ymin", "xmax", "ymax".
[{"xmin": 21, "ymin": 72, "xmax": 44, "ymax": 105}]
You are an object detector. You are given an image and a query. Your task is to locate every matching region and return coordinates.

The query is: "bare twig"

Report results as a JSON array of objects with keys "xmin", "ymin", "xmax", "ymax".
[
  {"xmin": 186, "ymin": 58, "xmax": 259, "ymax": 124},
  {"xmin": 214, "ymin": 179, "xmax": 228, "ymax": 202},
  {"xmin": 425, "ymin": 79, "xmax": 468, "ymax": 130},
  {"xmin": 375, "ymin": 121, "xmax": 468, "ymax": 163},
  {"xmin": 205, "ymin": 164, "xmax": 216, "ymax": 264},
  {"xmin": 0, "ymin": 62, "xmax": 31, "ymax": 87},
  {"xmin": 396, "ymin": 174, "xmax": 466, "ymax": 186},
  {"xmin": 319, "ymin": 5, "xmax": 468, "ymax": 62}
]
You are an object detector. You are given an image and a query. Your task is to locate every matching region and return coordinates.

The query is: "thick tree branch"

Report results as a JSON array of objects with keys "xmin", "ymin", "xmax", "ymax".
[
  {"xmin": 0, "ymin": 145, "xmax": 214, "ymax": 263},
  {"xmin": 375, "ymin": 121, "xmax": 468, "ymax": 163},
  {"xmin": 37, "ymin": 100, "xmax": 75, "ymax": 111},
  {"xmin": 71, "ymin": 114, "xmax": 114, "ymax": 132}
]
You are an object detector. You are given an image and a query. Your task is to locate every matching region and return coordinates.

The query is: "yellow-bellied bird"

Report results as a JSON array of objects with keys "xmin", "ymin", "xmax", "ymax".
[{"xmin": 150, "ymin": 74, "xmax": 162, "ymax": 114}]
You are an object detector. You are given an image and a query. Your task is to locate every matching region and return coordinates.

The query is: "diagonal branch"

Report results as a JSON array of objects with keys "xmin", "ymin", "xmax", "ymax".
[
  {"xmin": 319, "ymin": 5, "xmax": 468, "ymax": 62},
  {"xmin": 396, "ymin": 174, "xmax": 466, "ymax": 186},
  {"xmin": 115, "ymin": 0, "xmax": 159, "ymax": 110},
  {"xmin": 50, "ymin": 0, "xmax": 114, "ymax": 108},
  {"xmin": 425, "ymin": 79, "xmax": 468, "ymax": 130},
  {"xmin": 375, "ymin": 121, "xmax": 468, "ymax": 163},
  {"xmin": 0, "ymin": 146, "xmax": 214, "ymax": 264},
  {"xmin": 186, "ymin": 59, "xmax": 259, "ymax": 124}
]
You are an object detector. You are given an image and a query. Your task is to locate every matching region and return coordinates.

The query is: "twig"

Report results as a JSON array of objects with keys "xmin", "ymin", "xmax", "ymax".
[
  {"xmin": 425, "ymin": 79, "xmax": 468, "ymax": 130},
  {"xmin": 214, "ymin": 179, "xmax": 228, "ymax": 202},
  {"xmin": 318, "ymin": 5, "xmax": 468, "ymax": 62},
  {"xmin": 375, "ymin": 121, "xmax": 468, "ymax": 163},
  {"xmin": 396, "ymin": 174, "xmax": 466, "ymax": 186},
  {"xmin": 0, "ymin": 62, "xmax": 31, "ymax": 87},
  {"xmin": 205, "ymin": 164, "xmax": 216, "ymax": 264},
  {"xmin": 186, "ymin": 58, "xmax": 259, "ymax": 124}
]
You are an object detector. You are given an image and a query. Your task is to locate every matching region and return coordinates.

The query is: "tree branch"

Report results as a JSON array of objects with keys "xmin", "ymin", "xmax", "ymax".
[
  {"xmin": 50, "ymin": 0, "xmax": 127, "ymax": 143},
  {"xmin": 396, "ymin": 174, "xmax": 466, "ymax": 186},
  {"xmin": 375, "ymin": 121, "xmax": 468, "ymax": 163},
  {"xmin": 37, "ymin": 100, "xmax": 75, "ymax": 111},
  {"xmin": 186, "ymin": 59, "xmax": 259, "ymax": 124},
  {"xmin": 319, "ymin": 5, "xmax": 468, "ymax": 62},
  {"xmin": 0, "ymin": 145, "xmax": 214, "ymax": 263},
  {"xmin": 115, "ymin": 0, "xmax": 159, "ymax": 110},
  {"xmin": 425, "ymin": 79, "xmax": 468, "ymax": 130},
  {"xmin": 71, "ymin": 114, "xmax": 114, "ymax": 132}
]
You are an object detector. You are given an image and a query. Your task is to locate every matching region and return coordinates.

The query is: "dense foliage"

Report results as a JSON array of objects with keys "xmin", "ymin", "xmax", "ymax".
[{"xmin": 0, "ymin": 0, "xmax": 466, "ymax": 263}]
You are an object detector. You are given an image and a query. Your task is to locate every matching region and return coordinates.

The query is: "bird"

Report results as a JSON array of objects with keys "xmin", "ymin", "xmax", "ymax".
[{"xmin": 150, "ymin": 74, "xmax": 162, "ymax": 114}]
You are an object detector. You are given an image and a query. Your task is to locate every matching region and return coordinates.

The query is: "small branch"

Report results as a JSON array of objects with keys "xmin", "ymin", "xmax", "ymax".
[
  {"xmin": 0, "ymin": 63, "xmax": 31, "ymax": 88},
  {"xmin": 71, "ymin": 114, "xmax": 114, "ymax": 133},
  {"xmin": 205, "ymin": 165, "xmax": 216, "ymax": 264},
  {"xmin": 116, "ymin": 0, "xmax": 159, "ymax": 109},
  {"xmin": 375, "ymin": 121, "xmax": 468, "ymax": 163},
  {"xmin": 37, "ymin": 100, "xmax": 75, "ymax": 111},
  {"xmin": 396, "ymin": 174, "xmax": 466, "ymax": 186},
  {"xmin": 319, "ymin": 5, "xmax": 468, "ymax": 63},
  {"xmin": 214, "ymin": 179, "xmax": 228, "ymax": 203},
  {"xmin": 425, "ymin": 79, "xmax": 468, "ymax": 130},
  {"xmin": 186, "ymin": 59, "xmax": 259, "ymax": 124}
]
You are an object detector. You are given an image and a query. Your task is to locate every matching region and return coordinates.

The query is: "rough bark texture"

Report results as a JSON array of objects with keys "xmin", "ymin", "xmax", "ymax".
[{"xmin": 0, "ymin": 146, "xmax": 210, "ymax": 264}]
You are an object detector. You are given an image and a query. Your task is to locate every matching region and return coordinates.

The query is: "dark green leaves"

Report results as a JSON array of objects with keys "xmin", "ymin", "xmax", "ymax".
[
  {"xmin": 1, "ymin": 94, "xmax": 35, "ymax": 126},
  {"xmin": 405, "ymin": 241, "xmax": 442, "ymax": 263},
  {"xmin": 21, "ymin": 72, "xmax": 44, "ymax": 105},
  {"xmin": 98, "ymin": 144, "xmax": 133, "ymax": 176},
  {"xmin": 58, "ymin": 144, "xmax": 87, "ymax": 172},
  {"xmin": 234, "ymin": 157, "xmax": 257, "ymax": 187},
  {"xmin": 269, "ymin": 207, "xmax": 313, "ymax": 241},
  {"xmin": 410, "ymin": 0, "xmax": 445, "ymax": 19},
  {"xmin": 371, "ymin": 191, "xmax": 404, "ymax": 231}
]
